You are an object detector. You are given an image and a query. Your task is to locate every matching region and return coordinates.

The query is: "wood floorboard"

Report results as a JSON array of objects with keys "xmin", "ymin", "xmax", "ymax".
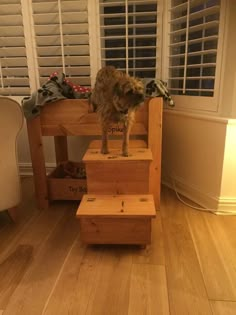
[
  {"xmin": 43, "ymin": 242, "xmax": 100, "ymax": 315},
  {"xmin": 211, "ymin": 300, "xmax": 236, "ymax": 315},
  {"xmin": 128, "ymin": 263, "xmax": 169, "ymax": 315},
  {"xmin": 161, "ymin": 188, "xmax": 213, "ymax": 315},
  {"xmin": 186, "ymin": 208, "xmax": 236, "ymax": 301},
  {"xmin": 3, "ymin": 203, "xmax": 80, "ymax": 315},
  {"xmin": 1, "ymin": 178, "xmax": 236, "ymax": 315},
  {"xmin": 85, "ymin": 246, "xmax": 133, "ymax": 315},
  {"xmin": 132, "ymin": 211, "xmax": 165, "ymax": 265},
  {"xmin": 0, "ymin": 178, "xmax": 40, "ymax": 257}
]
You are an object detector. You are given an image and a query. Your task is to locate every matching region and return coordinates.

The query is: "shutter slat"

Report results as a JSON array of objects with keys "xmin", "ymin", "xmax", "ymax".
[
  {"xmin": 169, "ymin": 35, "xmax": 218, "ymax": 48},
  {"xmin": 0, "ymin": 87, "xmax": 30, "ymax": 95},
  {"xmin": 170, "ymin": 5, "xmax": 220, "ymax": 25},
  {"xmin": 170, "ymin": 21, "xmax": 219, "ymax": 37}
]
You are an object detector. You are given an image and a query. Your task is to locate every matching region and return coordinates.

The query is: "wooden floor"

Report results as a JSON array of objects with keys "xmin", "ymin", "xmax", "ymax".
[{"xmin": 0, "ymin": 178, "xmax": 236, "ymax": 315}]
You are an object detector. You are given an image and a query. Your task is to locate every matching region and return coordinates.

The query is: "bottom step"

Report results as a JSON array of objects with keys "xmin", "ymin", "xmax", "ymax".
[{"xmin": 76, "ymin": 194, "xmax": 156, "ymax": 245}]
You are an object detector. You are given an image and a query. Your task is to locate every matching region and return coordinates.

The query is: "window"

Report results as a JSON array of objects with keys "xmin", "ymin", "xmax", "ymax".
[
  {"xmin": 0, "ymin": 0, "xmax": 224, "ymax": 113},
  {"xmin": 0, "ymin": 0, "xmax": 30, "ymax": 96},
  {"xmin": 32, "ymin": 0, "xmax": 91, "ymax": 87},
  {"xmin": 99, "ymin": 0, "xmax": 160, "ymax": 78},
  {"xmin": 168, "ymin": 0, "xmax": 222, "ymax": 111}
]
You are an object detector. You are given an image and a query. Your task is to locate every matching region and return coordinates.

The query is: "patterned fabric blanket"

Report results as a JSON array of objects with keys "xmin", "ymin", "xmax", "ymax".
[{"xmin": 22, "ymin": 73, "xmax": 174, "ymax": 119}]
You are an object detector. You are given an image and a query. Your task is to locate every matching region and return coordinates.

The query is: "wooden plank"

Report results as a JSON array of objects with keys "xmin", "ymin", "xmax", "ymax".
[
  {"xmin": 77, "ymin": 194, "xmax": 156, "ymax": 217},
  {"xmin": 85, "ymin": 248, "xmax": 133, "ymax": 315},
  {"xmin": 39, "ymin": 98, "xmax": 148, "ymax": 125},
  {"xmin": 88, "ymin": 139, "xmax": 147, "ymax": 149},
  {"xmin": 54, "ymin": 136, "xmax": 68, "ymax": 164},
  {"xmin": 186, "ymin": 209, "xmax": 236, "ymax": 300},
  {"xmin": 47, "ymin": 178, "xmax": 87, "ymax": 200},
  {"xmin": 132, "ymin": 212, "xmax": 165, "ymax": 265},
  {"xmin": 148, "ymin": 97, "xmax": 163, "ymax": 210},
  {"xmin": 0, "ymin": 245, "xmax": 33, "ymax": 310},
  {"xmin": 211, "ymin": 301, "xmax": 236, "ymax": 315},
  {"xmin": 3, "ymin": 208, "xmax": 79, "ymax": 315},
  {"xmin": 85, "ymin": 161, "xmax": 150, "ymax": 194},
  {"xmin": 40, "ymin": 99, "xmax": 89, "ymax": 125},
  {"xmin": 0, "ymin": 199, "xmax": 67, "ymax": 310},
  {"xmin": 161, "ymin": 188, "xmax": 212, "ymax": 315},
  {"xmin": 80, "ymin": 217, "xmax": 152, "ymax": 244},
  {"xmin": 43, "ymin": 242, "xmax": 101, "ymax": 315},
  {"xmin": 128, "ymin": 264, "xmax": 170, "ymax": 315},
  {"xmin": 26, "ymin": 116, "xmax": 48, "ymax": 209},
  {"xmin": 83, "ymin": 147, "xmax": 152, "ymax": 162},
  {"xmin": 41, "ymin": 122, "xmax": 147, "ymax": 136}
]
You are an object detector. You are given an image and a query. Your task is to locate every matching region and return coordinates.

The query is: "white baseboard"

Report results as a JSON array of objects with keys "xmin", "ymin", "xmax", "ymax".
[
  {"xmin": 19, "ymin": 162, "xmax": 56, "ymax": 176},
  {"xmin": 162, "ymin": 173, "xmax": 236, "ymax": 215}
]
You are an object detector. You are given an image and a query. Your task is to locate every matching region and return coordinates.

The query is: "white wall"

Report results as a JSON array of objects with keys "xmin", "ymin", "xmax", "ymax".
[{"xmin": 162, "ymin": 111, "xmax": 228, "ymax": 210}]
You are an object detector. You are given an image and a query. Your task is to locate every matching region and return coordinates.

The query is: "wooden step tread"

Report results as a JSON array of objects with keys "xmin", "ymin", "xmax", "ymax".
[
  {"xmin": 83, "ymin": 148, "xmax": 153, "ymax": 163},
  {"xmin": 88, "ymin": 139, "xmax": 147, "ymax": 149},
  {"xmin": 76, "ymin": 194, "xmax": 156, "ymax": 218}
]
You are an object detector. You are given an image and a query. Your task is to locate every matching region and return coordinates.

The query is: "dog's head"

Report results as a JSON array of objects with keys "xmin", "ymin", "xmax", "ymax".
[{"xmin": 113, "ymin": 76, "xmax": 144, "ymax": 115}]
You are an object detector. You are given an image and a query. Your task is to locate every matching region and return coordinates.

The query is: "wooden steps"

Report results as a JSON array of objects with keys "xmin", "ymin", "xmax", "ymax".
[
  {"xmin": 76, "ymin": 194, "xmax": 156, "ymax": 245},
  {"xmin": 83, "ymin": 146, "xmax": 152, "ymax": 195},
  {"xmin": 77, "ymin": 140, "xmax": 156, "ymax": 245}
]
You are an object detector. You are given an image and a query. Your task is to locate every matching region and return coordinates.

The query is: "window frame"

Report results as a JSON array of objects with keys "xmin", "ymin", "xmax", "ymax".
[{"xmin": 164, "ymin": 0, "xmax": 226, "ymax": 113}]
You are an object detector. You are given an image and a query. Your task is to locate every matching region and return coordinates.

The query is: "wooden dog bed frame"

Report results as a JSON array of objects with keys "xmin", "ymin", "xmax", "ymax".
[{"xmin": 26, "ymin": 97, "xmax": 163, "ymax": 210}]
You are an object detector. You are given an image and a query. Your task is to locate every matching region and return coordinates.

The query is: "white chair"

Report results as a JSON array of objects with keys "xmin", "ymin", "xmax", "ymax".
[{"xmin": 0, "ymin": 97, "xmax": 24, "ymax": 221}]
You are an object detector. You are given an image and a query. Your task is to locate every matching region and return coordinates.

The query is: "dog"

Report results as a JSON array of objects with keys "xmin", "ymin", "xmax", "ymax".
[{"xmin": 90, "ymin": 66, "xmax": 144, "ymax": 156}]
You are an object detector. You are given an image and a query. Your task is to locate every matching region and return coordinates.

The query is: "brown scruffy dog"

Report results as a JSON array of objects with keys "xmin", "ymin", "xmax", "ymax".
[{"xmin": 90, "ymin": 66, "xmax": 144, "ymax": 156}]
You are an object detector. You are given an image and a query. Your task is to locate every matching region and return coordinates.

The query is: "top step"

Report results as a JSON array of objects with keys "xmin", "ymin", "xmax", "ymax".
[{"xmin": 83, "ymin": 147, "xmax": 153, "ymax": 163}]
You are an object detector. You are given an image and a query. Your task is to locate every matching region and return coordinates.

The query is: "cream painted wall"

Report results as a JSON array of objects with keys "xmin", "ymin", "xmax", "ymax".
[
  {"xmin": 162, "ymin": 110, "xmax": 228, "ymax": 210},
  {"xmin": 17, "ymin": 120, "xmax": 93, "ymax": 173},
  {"xmin": 220, "ymin": 121, "xmax": 236, "ymax": 198}
]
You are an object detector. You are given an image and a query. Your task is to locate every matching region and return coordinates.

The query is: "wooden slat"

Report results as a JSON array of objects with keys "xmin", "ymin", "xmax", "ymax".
[
  {"xmin": 148, "ymin": 97, "xmax": 163, "ymax": 210},
  {"xmin": 40, "ymin": 99, "xmax": 148, "ymax": 125},
  {"xmin": 41, "ymin": 122, "xmax": 147, "ymax": 136},
  {"xmin": 54, "ymin": 136, "xmax": 68, "ymax": 164},
  {"xmin": 26, "ymin": 116, "xmax": 48, "ymax": 210}
]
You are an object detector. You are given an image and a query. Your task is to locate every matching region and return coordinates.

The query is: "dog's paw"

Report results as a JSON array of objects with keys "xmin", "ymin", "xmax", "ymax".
[
  {"xmin": 101, "ymin": 148, "xmax": 109, "ymax": 155},
  {"xmin": 122, "ymin": 151, "xmax": 129, "ymax": 157}
]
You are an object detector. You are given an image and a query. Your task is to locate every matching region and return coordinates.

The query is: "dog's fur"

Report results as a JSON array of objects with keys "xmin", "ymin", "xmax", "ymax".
[{"xmin": 90, "ymin": 66, "xmax": 144, "ymax": 156}]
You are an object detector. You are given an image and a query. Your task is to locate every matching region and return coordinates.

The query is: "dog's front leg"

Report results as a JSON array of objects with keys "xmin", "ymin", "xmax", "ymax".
[
  {"xmin": 101, "ymin": 122, "xmax": 109, "ymax": 154},
  {"xmin": 122, "ymin": 118, "xmax": 131, "ymax": 157}
]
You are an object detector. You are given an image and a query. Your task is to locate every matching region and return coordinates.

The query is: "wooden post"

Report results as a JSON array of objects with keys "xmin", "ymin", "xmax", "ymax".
[
  {"xmin": 54, "ymin": 136, "xmax": 68, "ymax": 165},
  {"xmin": 148, "ymin": 98, "xmax": 163, "ymax": 210},
  {"xmin": 27, "ymin": 116, "xmax": 49, "ymax": 209}
]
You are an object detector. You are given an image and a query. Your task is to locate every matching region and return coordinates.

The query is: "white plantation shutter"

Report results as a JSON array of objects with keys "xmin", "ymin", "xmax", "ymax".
[
  {"xmin": 168, "ymin": 0, "xmax": 222, "ymax": 110},
  {"xmin": 99, "ymin": 0, "xmax": 160, "ymax": 78},
  {"xmin": 0, "ymin": 0, "xmax": 30, "ymax": 96},
  {"xmin": 32, "ymin": 0, "xmax": 91, "ymax": 87}
]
